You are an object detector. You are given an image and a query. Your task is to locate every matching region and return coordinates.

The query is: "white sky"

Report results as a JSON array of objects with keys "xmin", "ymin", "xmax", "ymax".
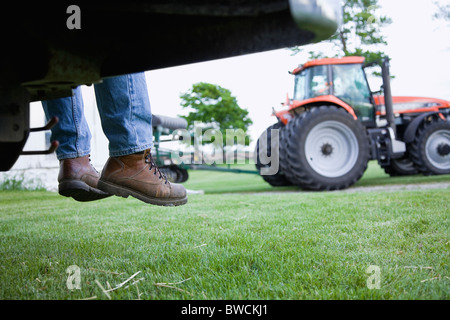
[{"xmin": 145, "ymin": 0, "xmax": 450, "ymax": 148}]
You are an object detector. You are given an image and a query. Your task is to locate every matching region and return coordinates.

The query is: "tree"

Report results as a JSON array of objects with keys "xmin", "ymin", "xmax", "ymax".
[
  {"xmin": 290, "ymin": 0, "xmax": 392, "ymax": 68},
  {"xmin": 179, "ymin": 82, "xmax": 253, "ymax": 152},
  {"xmin": 433, "ymin": 1, "xmax": 450, "ymax": 23}
]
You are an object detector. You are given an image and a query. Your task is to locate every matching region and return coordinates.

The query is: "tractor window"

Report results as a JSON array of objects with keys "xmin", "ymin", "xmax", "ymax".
[
  {"xmin": 293, "ymin": 69, "xmax": 307, "ymax": 101},
  {"xmin": 332, "ymin": 64, "xmax": 374, "ymax": 122},
  {"xmin": 293, "ymin": 65, "xmax": 330, "ymax": 101},
  {"xmin": 308, "ymin": 65, "xmax": 330, "ymax": 98}
]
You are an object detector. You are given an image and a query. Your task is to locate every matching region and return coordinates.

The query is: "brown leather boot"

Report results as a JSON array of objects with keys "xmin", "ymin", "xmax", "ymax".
[
  {"xmin": 97, "ymin": 149, "xmax": 187, "ymax": 206},
  {"xmin": 58, "ymin": 155, "xmax": 111, "ymax": 202}
]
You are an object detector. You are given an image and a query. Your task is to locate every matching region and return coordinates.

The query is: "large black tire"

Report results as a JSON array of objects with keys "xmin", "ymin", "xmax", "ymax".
[
  {"xmin": 174, "ymin": 166, "xmax": 189, "ymax": 183},
  {"xmin": 255, "ymin": 122, "xmax": 292, "ymax": 187},
  {"xmin": 278, "ymin": 122, "xmax": 295, "ymax": 182},
  {"xmin": 284, "ymin": 106, "xmax": 370, "ymax": 191},
  {"xmin": 159, "ymin": 165, "xmax": 179, "ymax": 183},
  {"xmin": 409, "ymin": 119, "xmax": 450, "ymax": 175},
  {"xmin": 383, "ymin": 156, "xmax": 419, "ymax": 176}
]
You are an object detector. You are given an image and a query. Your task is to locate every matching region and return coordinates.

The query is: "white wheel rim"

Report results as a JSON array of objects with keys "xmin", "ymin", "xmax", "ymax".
[
  {"xmin": 425, "ymin": 129, "xmax": 450, "ymax": 170},
  {"xmin": 304, "ymin": 120, "xmax": 359, "ymax": 177}
]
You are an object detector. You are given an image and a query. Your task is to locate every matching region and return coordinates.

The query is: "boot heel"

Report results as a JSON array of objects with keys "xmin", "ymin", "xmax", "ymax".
[{"xmin": 59, "ymin": 179, "xmax": 111, "ymax": 202}]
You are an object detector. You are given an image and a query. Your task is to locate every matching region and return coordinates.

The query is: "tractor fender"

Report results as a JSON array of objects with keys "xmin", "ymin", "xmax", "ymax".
[
  {"xmin": 403, "ymin": 111, "xmax": 443, "ymax": 143},
  {"xmin": 287, "ymin": 95, "xmax": 358, "ymax": 120}
]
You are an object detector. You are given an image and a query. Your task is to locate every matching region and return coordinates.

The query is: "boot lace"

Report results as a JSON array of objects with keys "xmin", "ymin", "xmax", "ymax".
[{"xmin": 145, "ymin": 152, "xmax": 169, "ymax": 184}]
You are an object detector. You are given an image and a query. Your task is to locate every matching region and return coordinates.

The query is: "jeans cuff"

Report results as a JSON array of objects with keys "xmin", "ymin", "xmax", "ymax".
[
  {"xmin": 56, "ymin": 150, "xmax": 91, "ymax": 160},
  {"xmin": 109, "ymin": 143, "xmax": 153, "ymax": 157}
]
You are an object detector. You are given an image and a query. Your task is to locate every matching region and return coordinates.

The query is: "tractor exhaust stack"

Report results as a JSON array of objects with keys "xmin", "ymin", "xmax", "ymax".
[{"xmin": 382, "ymin": 57, "xmax": 396, "ymax": 136}]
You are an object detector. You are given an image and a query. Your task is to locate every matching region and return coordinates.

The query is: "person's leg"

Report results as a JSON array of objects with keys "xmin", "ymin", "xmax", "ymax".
[
  {"xmin": 42, "ymin": 88, "xmax": 111, "ymax": 201},
  {"xmin": 94, "ymin": 73, "xmax": 187, "ymax": 206},
  {"xmin": 42, "ymin": 87, "xmax": 91, "ymax": 160},
  {"xmin": 94, "ymin": 72, "xmax": 153, "ymax": 156}
]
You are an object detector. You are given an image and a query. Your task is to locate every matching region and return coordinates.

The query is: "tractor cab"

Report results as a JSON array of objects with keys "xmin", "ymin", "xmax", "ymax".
[
  {"xmin": 260, "ymin": 55, "xmax": 449, "ymax": 191},
  {"xmin": 291, "ymin": 56, "xmax": 375, "ymax": 125}
]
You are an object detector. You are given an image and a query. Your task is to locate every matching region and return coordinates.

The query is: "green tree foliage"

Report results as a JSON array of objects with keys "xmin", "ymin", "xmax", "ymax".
[
  {"xmin": 179, "ymin": 82, "xmax": 253, "ymax": 149},
  {"xmin": 291, "ymin": 0, "xmax": 391, "ymax": 67}
]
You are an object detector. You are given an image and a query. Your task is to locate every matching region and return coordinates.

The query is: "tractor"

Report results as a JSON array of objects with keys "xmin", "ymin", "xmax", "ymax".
[{"xmin": 255, "ymin": 56, "xmax": 450, "ymax": 190}]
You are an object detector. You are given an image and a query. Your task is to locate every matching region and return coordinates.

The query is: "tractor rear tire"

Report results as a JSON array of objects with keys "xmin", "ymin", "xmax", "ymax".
[
  {"xmin": 255, "ymin": 122, "xmax": 293, "ymax": 187},
  {"xmin": 284, "ymin": 106, "xmax": 370, "ymax": 191},
  {"xmin": 409, "ymin": 119, "xmax": 450, "ymax": 175}
]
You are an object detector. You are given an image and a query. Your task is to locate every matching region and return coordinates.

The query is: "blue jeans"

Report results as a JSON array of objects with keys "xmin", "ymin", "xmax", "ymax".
[{"xmin": 42, "ymin": 73, "xmax": 153, "ymax": 160}]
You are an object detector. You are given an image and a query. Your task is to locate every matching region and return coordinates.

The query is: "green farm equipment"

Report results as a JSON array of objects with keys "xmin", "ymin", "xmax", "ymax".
[{"xmin": 151, "ymin": 114, "xmax": 259, "ymax": 183}]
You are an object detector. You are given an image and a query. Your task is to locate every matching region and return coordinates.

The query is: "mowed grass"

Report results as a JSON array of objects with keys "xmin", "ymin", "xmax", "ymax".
[
  {"xmin": 183, "ymin": 160, "xmax": 450, "ymax": 194},
  {"xmin": 0, "ymin": 162, "xmax": 449, "ymax": 300}
]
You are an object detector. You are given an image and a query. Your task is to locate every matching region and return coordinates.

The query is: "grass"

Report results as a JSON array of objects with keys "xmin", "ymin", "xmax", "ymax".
[
  {"xmin": 0, "ymin": 162, "xmax": 449, "ymax": 300},
  {"xmin": 183, "ymin": 160, "xmax": 450, "ymax": 194}
]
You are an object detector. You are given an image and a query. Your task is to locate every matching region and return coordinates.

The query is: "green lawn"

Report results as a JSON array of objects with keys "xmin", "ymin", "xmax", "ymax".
[
  {"xmin": 0, "ymin": 162, "xmax": 449, "ymax": 300},
  {"xmin": 183, "ymin": 160, "xmax": 450, "ymax": 194}
]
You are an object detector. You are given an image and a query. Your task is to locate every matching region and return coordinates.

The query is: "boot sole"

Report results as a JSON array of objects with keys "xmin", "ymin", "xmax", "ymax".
[
  {"xmin": 59, "ymin": 180, "xmax": 112, "ymax": 202},
  {"xmin": 97, "ymin": 179, "xmax": 188, "ymax": 207}
]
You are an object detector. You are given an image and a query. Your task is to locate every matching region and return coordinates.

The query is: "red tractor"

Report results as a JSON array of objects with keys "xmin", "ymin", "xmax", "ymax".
[{"xmin": 256, "ymin": 56, "xmax": 450, "ymax": 190}]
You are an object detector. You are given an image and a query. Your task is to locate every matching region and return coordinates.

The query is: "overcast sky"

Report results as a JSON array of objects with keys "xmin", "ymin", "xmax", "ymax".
[{"xmin": 144, "ymin": 0, "xmax": 450, "ymax": 148}]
